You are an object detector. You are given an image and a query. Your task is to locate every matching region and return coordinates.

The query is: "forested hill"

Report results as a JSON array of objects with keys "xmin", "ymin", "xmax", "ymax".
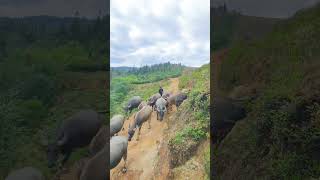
[
  {"xmin": 0, "ymin": 15, "xmax": 108, "ymax": 40},
  {"xmin": 0, "ymin": 15, "xmax": 109, "ymax": 60},
  {"xmin": 111, "ymin": 62, "xmax": 185, "ymax": 79},
  {"xmin": 211, "ymin": 5, "xmax": 280, "ymax": 51},
  {"xmin": 0, "ymin": 15, "xmax": 109, "ymax": 71},
  {"xmin": 0, "ymin": 15, "xmax": 108, "ymax": 179}
]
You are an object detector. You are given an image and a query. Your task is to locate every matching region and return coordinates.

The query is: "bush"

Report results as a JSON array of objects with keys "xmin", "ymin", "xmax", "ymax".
[
  {"xmin": 173, "ymin": 126, "xmax": 206, "ymax": 145},
  {"xmin": 18, "ymin": 99, "xmax": 48, "ymax": 130},
  {"xmin": 21, "ymin": 74, "xmax": 57, "ymax": 105}
]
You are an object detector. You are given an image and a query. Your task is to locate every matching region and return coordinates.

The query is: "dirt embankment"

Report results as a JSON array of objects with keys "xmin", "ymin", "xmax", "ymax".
[{"xmin": 110, "ymin": 78, "xmax": 179, "ymax": 180}]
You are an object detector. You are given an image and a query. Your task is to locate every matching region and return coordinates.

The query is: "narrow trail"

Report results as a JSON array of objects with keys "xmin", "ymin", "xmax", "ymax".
[{"xmin": 110, "ymin": 78, "xmax": 180, "ymax": 180}]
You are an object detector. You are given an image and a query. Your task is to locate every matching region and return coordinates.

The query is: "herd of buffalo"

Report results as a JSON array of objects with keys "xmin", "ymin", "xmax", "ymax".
[{"xmin": 4, "ymin": 89, "xmax": 188, "ymax": 180}]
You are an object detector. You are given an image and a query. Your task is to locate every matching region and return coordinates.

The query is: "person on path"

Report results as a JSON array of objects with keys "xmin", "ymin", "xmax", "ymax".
[{"xmin": 159, "ymin": 86, "xmax": 164, "ymax": 96}]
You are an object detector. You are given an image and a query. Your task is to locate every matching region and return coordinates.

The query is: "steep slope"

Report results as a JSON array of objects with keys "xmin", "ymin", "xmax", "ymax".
[
  {"xmin": 211, "ymin": 8, "xmax": 281, "ymax": 51},
  {"xmin": 214, "ymin": 4, "xmax": 320, "ymax": 179}
]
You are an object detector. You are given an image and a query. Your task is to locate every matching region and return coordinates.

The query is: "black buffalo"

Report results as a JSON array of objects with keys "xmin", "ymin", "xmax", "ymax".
[{"xmin": 47, "ymin": 109, "xmax": 103, "ymax": 168}]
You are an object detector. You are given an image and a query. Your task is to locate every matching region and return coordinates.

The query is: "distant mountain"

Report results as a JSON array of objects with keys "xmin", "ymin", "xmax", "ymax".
[{"xmin": 111, "ymin": 66, "xmax": 138, "ymax": 72}]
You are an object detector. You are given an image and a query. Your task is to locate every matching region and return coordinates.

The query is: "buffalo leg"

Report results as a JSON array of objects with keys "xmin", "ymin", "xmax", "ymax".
[
  {"xmin": 61, "ymin": 150, "xmax": 71, "ymax": 166},
  {"xmin": 136, "ymin": 126, "xmax": 142, "ymax": 141},
  {"xmin": 148, "ymin": 116, "xmax": 151, "ymax": 129},
  {"xmin": 122, "ymin": 148, "xmax": 127, "ymax": 173}
]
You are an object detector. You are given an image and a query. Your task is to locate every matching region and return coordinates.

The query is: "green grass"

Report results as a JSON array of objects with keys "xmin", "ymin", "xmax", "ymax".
[
  {"xmin": 0, "ymin": 28, "xmax": 107, "ymax": 179},
  {"xmin": 179, "ymin": 64, "xmax": 209, "ymax": 93},
  {"xmin": 172, "ymin": 64, "xmax": 210, "ymax": 145},
  {"xmin": 204, "ymin": 146, "xmax": 210, "ymax": 180},
  {"xmin": 215, "ymin": 3, "xmax": 320, "ymax": 179},
  {"xmin": 110, "ymin": 77, "xmax": 170, "ymax": 117},
  {"xmin": 173, "ymin": 126, "xmax": 206, "ymax": 145},
  {"xmin": 110, "ymin": 64, "xmax": 183, "ymax": 117}
]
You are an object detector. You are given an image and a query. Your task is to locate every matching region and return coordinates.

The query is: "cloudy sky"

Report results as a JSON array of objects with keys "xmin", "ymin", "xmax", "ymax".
[
  {"xmin": 211, "ymin": 0, "xmax": 320, "ymax": 18},
  {"xmin": 0, "ymin": 0, "xmax": 108, "ymax": 18},
  {"xmin": 110, "ymin": 0, "xmax": 210, "ymax": 67}
]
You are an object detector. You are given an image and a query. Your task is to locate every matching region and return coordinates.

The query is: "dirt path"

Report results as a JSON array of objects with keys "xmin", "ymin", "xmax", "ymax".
[{"xmin": 110, "ymin": 78, "xmax": 180, "ymax": 180}]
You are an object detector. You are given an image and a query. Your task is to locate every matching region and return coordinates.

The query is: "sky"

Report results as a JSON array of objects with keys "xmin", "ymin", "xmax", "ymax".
[
  {"xmin": 0, "ymin": 0, "xmax": 108, "ymax": 18},
  {"xmin": 211, "ymin": 0, "xmax": 320, "ymax": 18},
  {"xmin": 110, "ymin": 0, "xmax": 210, "ymax": 67}
]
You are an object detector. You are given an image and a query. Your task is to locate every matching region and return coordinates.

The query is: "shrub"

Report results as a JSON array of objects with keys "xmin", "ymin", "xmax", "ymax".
[
  {"xmin": 173, "ymin": 126, "xmax": 206, "ymax": 145},
  {"xmin": 18, "ymin": 99, "xmax": 48, "ymax": 130},
  {"xmin": 21, "ymin": 74, "xmax": 57, "ymax": 105}
]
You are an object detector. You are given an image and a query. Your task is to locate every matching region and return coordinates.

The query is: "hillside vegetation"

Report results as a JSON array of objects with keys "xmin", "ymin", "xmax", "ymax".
[
  {"xmin": 214, "ymin": 4, "xmax": 320, "ymax": 179},
  {"xmin": 110, "ymin": 62, "xmax": 184, "ymax": 117},
  {"xmin": 211, "ymin": 6, "xmax": 280, "ymax": 51},
  {"xmin": 167, "ymin": 64, "xmax": 210, "ymax": 179},
  {"xmin": 0, "ymin": 16, "xmax": 108, "ymax": 179}
]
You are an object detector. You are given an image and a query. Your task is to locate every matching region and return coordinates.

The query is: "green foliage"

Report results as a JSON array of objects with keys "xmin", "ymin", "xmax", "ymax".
[
  {"xmin": 216, "ymin": 4, "xmax": 320, "ymax": 179},
  {"xmin": 18, "ymin": 99, "xmax": 48, "ymax": 129},
  {"xmin": 204, "ymin": 147, "xmax": 210, "ymax": 180},
  {"xmin": 110, "ymin": 63, "xmax": 183, "ymax": 117},
  {"xmin": 211, "ymin": 13, "xmax": 236, "ymax": 51},
  {"xmin": 173, "ymin": 126, "xmax": 206, "ymax": 145},
  {"xmin": 172, "ymin": 64, "xmax": 210, "ymax": 146},
  {"xmin": 179, "ymin": 65, "xmax": 209, "ymax": 93},
  {"xmin": 0, "ymin": 16, "xmax": 108, "ymax": 179}
]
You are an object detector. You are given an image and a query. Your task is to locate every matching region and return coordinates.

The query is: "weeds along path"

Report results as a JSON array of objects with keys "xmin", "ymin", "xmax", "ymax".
[{"xmin": 110, "ymin": 77, "xmax": 180, "ymax": 180}]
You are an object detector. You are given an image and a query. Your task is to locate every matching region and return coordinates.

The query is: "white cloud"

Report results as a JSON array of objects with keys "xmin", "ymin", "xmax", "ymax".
[{"xmin": 110, "ymin": 0, "xmax": 210, "ymax": 67}]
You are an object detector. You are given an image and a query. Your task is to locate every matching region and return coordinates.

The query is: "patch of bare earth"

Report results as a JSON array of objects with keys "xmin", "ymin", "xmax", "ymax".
[{"xmin": 171, "ymin": 140, "xmax": 209, "ymax": 180}]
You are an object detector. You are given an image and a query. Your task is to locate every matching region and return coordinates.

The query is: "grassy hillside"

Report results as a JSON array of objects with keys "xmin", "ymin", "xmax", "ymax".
[
  {"xmin": 214, "ymin": 4, "xmax": 320, "ymax": 179},
  {"xmin": 167, "ymin": 64, "xmax": 210, "ymax": 179},
  {"xmin": 110, "ymin": 63, "xmax": 184, "ymax": 117},
  {"xmin": 0, "ymin": 16, "xmax": 108, "ymax": 179}
]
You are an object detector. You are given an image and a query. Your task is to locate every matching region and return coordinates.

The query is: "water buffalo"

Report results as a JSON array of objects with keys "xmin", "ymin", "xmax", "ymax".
[
  {"xmin": 110, "ymin": 136, "xmax": 128, "ymax": 172},
  {"xmin": 147, "ymin": 93, "xmax": 161, "ymax": 111},
  {"xmin": 80, "ymin": 142, "xmax": 109, "ymax": 180},
  {"xmin": 167, "ymin": 92, "xmax": 188, "ymax": 111},
  {"xmin": 128, "ymin": 105, "xmax": 153, "ymax": 141},
  {"xmin": 212, "ymin": 96, "xmax": 247, "ymax": 143},
  {"xmin": 162, "ymin": 91, "xmax": 172, "ymax": 100},
  {"xmin": 167, "ymin": 95, "xmax": 176, "ymax": 112},
  {"xmin": 175, "ymin": 93, "xmax": 188, "ymax": 108},
  {"xmin": 110, "ymin": 114, "xmax": 125, "ymax": 136},
  {"xmin": 89, "ymin": 125, "xmax": 108, "ymax": 156},
  {"xmin": 123, "ymin": 96, "xmax": 142, "ymax": 117},
  {"xmin": 138, "ymin": 101, "xmax": 147, "ymax": 110},
  {"xmin": 47, "ymin": 109, "xmax": 103, "ymax": 168},
  {"xmin": 155, "ymin": 97, "xmax": 167, "ymax": 121},
  {"xmin": 5, "ymin": 167, "xmax": 44, "ymax": 180}
]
